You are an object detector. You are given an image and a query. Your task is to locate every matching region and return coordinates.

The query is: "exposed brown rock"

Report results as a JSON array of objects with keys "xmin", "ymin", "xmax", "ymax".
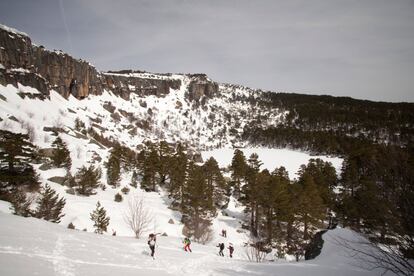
[{"xmin": 1, "ymin": 26, "xmax": 218, "ymax": 103}]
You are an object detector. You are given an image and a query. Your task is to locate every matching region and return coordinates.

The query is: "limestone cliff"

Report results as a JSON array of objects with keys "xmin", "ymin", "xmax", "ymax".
[{"xmin": 0, "ymin": 24, "xmax": 218, "ymax": 101}]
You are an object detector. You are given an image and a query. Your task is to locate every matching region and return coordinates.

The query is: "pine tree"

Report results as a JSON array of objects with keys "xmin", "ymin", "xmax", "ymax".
[
  {"xmin": 9, "ymin": 188, "xmax": 33, "ymax": 217},
  {"xmin": 74, "ymin": 118, "xmax": 86, "ymax": 132},
  {"xmin": 157, "ymin": 141, "xmax": 173, "ymax": 185},
  {"xmin": 130, "ymin": 170, "xmax": 138, "ymax": 188},
  {"xmin": 230, "ymin": 149, "xmax": 247, "ymax": 196},
  {"xmin": 90, "ymin": 201, "xmax": 110, "ymax": 234},
  {"xmin": 240, "ymin": 153, "xmax": 263, "ymax": 237},
  {"xmin": 296, "ymin": 173, "xmax": 325, "ymax": 240},
  {"xmin": 75, "ymin": 165, "xmax": 101, "ymax": 196},
  {"xmin": 247, "ymin": 153, "xmax": 263, "ymax": 173},
  {"xmin": 0, "ymin": 130, "xmax": 40, "ymax": 195},
  {"xmin": 141, "ymin": 143, "xmax": 159, "ymax": 191},
  {"xmin": 105, "ymin": 148, "xmax": 121, "ymax": 188},
  {"xmin": 203, "ymin": 157, "xmax": 227, "ymax": 208},
  {"xmin": 35, "ymin": 184, "xmax": 66, "ymax": 223},
  {"xmin": 260, "ymin": 167, "xmax": 291, "ymax": 244},
  {"xmin": 51, "ymin": 136, "xmax": 71, "ymax": 171},
  {"xmin": 168, "ymin": 143, "xmax": 188, "ymax": 207},
  {"xmin": 298, "ymin": 159, "xmax": 337, "ymax": 210},
  {"xmin": 182, "ymin": 162, "xmax": 216, "ymax": 241}
]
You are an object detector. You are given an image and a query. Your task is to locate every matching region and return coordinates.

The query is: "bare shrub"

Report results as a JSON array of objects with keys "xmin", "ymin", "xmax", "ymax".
[
  {"xmin": 244, "ymin": 238, "xmax": 269, "ymax": 263},
  {"xmin": 333, "ymin": 235, "xmax": 414, "ymax": 276},
  {"xmin": 197, "ymin": 227, "xmax": 214, "ymax": 245},
  {"xmin": 123, "ymin": 196, "xmax": 153, "ymax": 239}
]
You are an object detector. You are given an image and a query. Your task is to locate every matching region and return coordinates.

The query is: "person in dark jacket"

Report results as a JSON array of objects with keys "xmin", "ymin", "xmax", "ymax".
[
  {"xmin": 228, "ymin": 243, "xmax": 234, "ymax": 258},
  {"xmin": 148, "ymin": 233, "xmax": 157, "ymax": 258},
  {"xmin": 217, "ymin": 242, "xmax": 225, "ymax": 256}
]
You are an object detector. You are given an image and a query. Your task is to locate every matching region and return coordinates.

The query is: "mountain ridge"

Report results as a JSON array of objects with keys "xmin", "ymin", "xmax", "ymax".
[{"xmin": 1, "ymin": 23, "xmax": 414, "ymax": 151}]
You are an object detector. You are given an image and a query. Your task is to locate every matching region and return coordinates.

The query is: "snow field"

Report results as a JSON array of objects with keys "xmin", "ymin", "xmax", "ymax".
[
  {"xmin": 2, "ymin": 79, "xmax": 391, "ymax": 276},
  {"xmin": 0, "ymin": 211, "xmax": 391, "ymax": 276}
]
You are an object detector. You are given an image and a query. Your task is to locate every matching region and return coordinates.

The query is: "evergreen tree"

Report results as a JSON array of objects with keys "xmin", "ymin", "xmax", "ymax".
[
  {"xmin": 247, "ymin": 153, "xmax": 263, "ymax": 173},
  {"xmin": 74, "ymin": 118, "xmax": 86, "ymax": 132},
  {"xmin": 0, "ymin": 130, "xmax": 40, "ymax": 195},
  {"xmin": 141, "ymin": 143, "xmax": 159, "ymax": 191},
  {"xmin": 230, "ymin": 149, "xmax": 247, "ymax": 196},
  {"xmin": 9, "ymin": 188, "xmax": 33, "ymax": 217},
  {"xmin": 260, "ymin": 167, "xmax": 291, "ymax": 244},
  {"xmin": 130, "ymin": 170, "xmax": 138, "ymax": 188},
  {"xmin": 51, "ymin": 136, "xmax": 71, "ymax": 171},
  {"xmin": 203, "ymin": 157, "xmax": 227, "ymax": 208},
  {"xmin": 105, "ymin": 147, "xmax": 121, "ymax": 188},
  {"xmin": 35, "ymin": 184, "xmax": 66, "ymax": 223},
  {"xmin": 90, "ymin": 201, "xmax": 110, "ymax": 234},
  {"xmin": 182, "ymin": 162, "xmax": 216, "ymax": 241},
  {"xmin": 298, "ymin": 159, "xmax": 337, "ymax": 210},
  {"xmin": 168, "ymin": 143, "xmax": 188, "ymax": 207},
  {"xmin": 241, "ymin": 165, "xmax": 258, "ymax": 237},
  {"xmin": 75, "ymin": 165, "xmax": 101, "ymax": 196},
  {"xmin": 157, "ymin": 141, "xmax": 173, "ymax": 185},
  {"xmin": 240, "ymin": 153, "xmax": 264, "ymax": 237},
  {"xmin": 296, "ymin": 173, "xmax": 325, "ymax": 240}
]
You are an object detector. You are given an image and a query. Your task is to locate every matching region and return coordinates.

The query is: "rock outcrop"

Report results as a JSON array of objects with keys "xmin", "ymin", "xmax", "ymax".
[
  {"xmin": 187, "ymin": 74, "xmax": 218, "ymax": 102},
  {"xmin": 103, "ymin": 71, "xmax": 181, "ymax": 100},
  {"xmin": 0, "ymin": 26, "xmax": 102, "ymax": 98},
  {"xmin": 0, "ymin": 24, "xmax": 218, "ymax": 102}
]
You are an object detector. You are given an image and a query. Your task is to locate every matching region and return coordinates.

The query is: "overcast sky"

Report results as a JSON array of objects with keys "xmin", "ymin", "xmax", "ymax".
[{"xmin": 1, "ymin": 0, "xmax": 413, "ymax": 102}]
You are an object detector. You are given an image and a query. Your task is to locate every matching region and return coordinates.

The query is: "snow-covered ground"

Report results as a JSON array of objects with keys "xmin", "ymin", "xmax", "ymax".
[
  {"xmin": 3, "ymin": 78, "xmax": 388, "ymax": 276},
  {"xmin": 0, "ymin": 81, "xmax": 341, "ymax": 242},
  {"xmin": 202, "ymin": 148, "xmax": 343, "ymax": 179},
  {"xmin": 0, "ymin": 210, "xmax": 393, "ymax": 276}
]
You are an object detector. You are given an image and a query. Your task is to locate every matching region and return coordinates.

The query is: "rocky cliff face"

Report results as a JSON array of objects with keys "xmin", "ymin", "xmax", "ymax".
[
  {"xmin": 0, "ymin": 25, "xmax": 218, "ymax": 101},
  {"xmin": 187, "ymin": 74, "xmax": 219, "ymax": 102},
  {"xmin": 102, "ymin": 71, "xmax": 181, "ymax": 100},
  {"xmin": 0, "ymin": 26, "xmax": 101, "ymax": 98}
]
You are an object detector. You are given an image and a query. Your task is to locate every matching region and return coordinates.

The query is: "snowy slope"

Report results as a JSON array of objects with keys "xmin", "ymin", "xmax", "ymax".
[
  {"xmin": 0, "ymin": 81, "xmax": 343, "ymax": 241},
  {"xmin": 0, "ymin": 211, "xmax": 393, "ymax": 276}
]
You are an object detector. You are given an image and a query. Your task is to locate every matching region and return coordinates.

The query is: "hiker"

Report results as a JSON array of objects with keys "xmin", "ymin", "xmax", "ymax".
[
  {"xmin": 183, "ymin": 237, "xmax": 192, "ymax": 252},
  {"xmin": 222, "ymin": 229, "xmax": 227, "ymax": 238},
  {"xmin": 148, "ymin": 233, "xmax": 157, "ymax": 258},
  {"xmin": 228, "ymin": 243, "xmax": 234, "ymax": 258},
  {"xmin": 217, "ymin": 242, "xmax": 225, "ymax": 256}
]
